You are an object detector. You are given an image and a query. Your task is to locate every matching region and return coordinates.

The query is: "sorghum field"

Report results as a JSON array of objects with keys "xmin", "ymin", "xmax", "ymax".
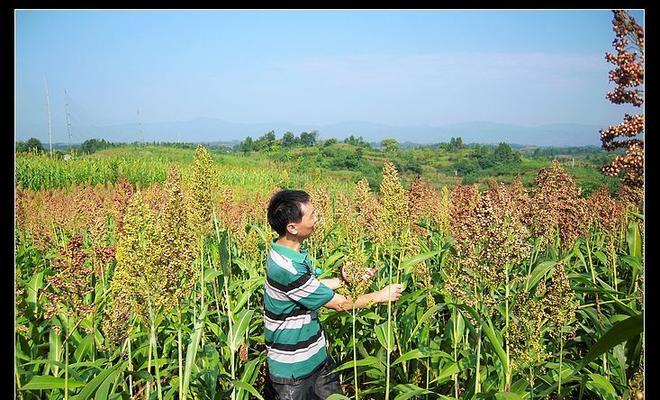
[{"xmin": 15, "ymin": 145, "xmax": 644, "ymax": 400}]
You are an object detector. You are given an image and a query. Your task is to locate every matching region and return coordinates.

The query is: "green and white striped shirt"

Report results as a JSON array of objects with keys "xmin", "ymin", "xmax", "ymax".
[{"xmin": 263, "ymin": 240, "xmax": 335, "ymax": 379}]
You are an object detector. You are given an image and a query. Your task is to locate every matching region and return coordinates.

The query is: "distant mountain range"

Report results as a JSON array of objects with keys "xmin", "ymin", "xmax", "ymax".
[{"xmin": 16, "ymin": 117, "xmax": 612, "ymax": 147}]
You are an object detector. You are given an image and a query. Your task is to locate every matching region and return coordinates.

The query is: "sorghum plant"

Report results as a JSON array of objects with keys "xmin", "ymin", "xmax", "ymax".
[
  {"xmin": 305, "ymin": 186, "xmax": 334, "ymax": 257},
  {"xmin": 507, "ymin": 279, "xmax": 550, "ymax": 398},
  {"xmin": 600, "ymin": 10, "xmax": 644, "ymax": 199},
  {"xmin": 543, "ymin": 263, "xmax": 579, "ymax": 397},
  {"xmin": 103, "ymin": 191, "xmax": 166, "ymax": 399},
  {"xmin": 407, "ymin": 176, "xmax": 442, "ymax": 238},
  {"xmin": 527, "ymin": 160, "xmax": 590, "ymax": 252},
  {"xmin": 188, "ymin": 145, "xmax": 216, "ymax": 239},
  {"xmin": 379, "ymin": 161, "xmax": 410, "ymax": 247},
  {"xmin": 354, "ymin": 178, "xmax": 388, "ymax": 257}
]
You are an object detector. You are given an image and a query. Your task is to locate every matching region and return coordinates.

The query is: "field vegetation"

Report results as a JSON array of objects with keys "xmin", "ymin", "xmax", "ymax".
[
  {"xmin": 16, "ymin": 136, "xmax": 621, "ymax": 195},
  {"xmin": 15, "ymin": 142, "xmax": 644, "ymax": 400}
]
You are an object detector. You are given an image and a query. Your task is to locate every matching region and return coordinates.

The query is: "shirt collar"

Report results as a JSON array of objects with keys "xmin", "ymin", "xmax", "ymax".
[{"xmin": 271, "ymin": 239, "xmax": 308, "ymax": 264}]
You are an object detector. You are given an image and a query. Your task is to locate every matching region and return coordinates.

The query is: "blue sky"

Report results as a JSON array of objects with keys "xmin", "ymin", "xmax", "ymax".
[{"xmin": 16, "ymin": 10, "xmax": 644, "ymax": 142}]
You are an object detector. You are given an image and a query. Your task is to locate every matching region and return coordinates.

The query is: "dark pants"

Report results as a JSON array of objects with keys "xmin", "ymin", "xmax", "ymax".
[{"xmin": 264, "ymin": 358, "xmax": 343, "ymax": 400}]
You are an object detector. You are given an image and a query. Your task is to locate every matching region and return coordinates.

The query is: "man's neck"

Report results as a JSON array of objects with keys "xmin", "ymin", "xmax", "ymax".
[{"xmin": 275, "ymin": 235, "xmax": 303, "ymax": 252}]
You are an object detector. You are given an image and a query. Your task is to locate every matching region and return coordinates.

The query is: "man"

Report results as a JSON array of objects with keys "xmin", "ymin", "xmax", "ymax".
[{"xmin": 264, "ymin": 189, "xmax": 404, "ymax": 399}]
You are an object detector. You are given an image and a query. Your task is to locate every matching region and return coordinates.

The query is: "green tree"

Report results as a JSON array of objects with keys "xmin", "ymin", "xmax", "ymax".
[
  {"xmin": 239, "ymin": 136, "xmax": 254, "ymax": 153},
  {"xmin": 299, "ymin": 130, "xmax": 318, "ymax": 147},
  {"xmin": 18, "ymin": 137, "xmax": 45, "ymax": 153},
  {"xmin": 255, "ymin": 131, "xmax": 277, "ymax": 151},
  {"xmin": 448, "ymin": 137, "xmax": 464, "ymax": 152},
  {"xmin": 381, "ymin": 138, "xmax": 400, "ymax": 154},
  {"xmin": 282, "ymin": 131, "xmax": 297, "ymax": 147},
  {"xmin": 493, "ymin": 142, "xmax": 521, "ymax": 164},
  {"xmin": 80, "ymin": 138, "xmax": 111, "ymax": 154},
  {"xmin": 344, "ymin": 135, "xmax": 370, "ymax": 148},
  {"xmin": 493, "ymin": 142, "xmax": 513, "ymax": 162},
  {"xmin": 454, "ymin": 158, "xmax": 478, "ymax": 176}
]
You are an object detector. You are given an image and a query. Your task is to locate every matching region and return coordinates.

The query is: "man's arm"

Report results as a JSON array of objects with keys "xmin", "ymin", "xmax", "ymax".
[
  {"xmin": 319, "ymin": 278, "xmax": 344, "ymax": 290},
  {"xmin": 320, "ymin": 266, "xmax": 376, "ymax": 291},
  {"xmin": 324, "ymin": 284, "xmax": 404, "ymax": 312}
]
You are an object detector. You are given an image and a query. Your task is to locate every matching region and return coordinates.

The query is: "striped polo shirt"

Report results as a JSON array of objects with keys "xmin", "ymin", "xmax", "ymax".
[{"xmin": 263, "ymin": 240, "xmax": 335, "ymax": 379}]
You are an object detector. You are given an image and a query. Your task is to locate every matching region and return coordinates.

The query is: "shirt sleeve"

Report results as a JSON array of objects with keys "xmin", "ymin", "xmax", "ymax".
[{"xmin": 286, "ymin": 272, "xmax": 335, "ymax": 311}]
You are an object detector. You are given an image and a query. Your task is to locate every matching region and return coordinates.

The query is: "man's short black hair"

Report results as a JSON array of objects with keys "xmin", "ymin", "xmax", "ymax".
[{"xmin": 267, "ymin": 190, "xmax": 311, "ymax": 237}]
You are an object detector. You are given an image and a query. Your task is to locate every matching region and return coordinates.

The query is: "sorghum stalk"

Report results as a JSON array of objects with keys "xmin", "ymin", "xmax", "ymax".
[
  {"xmin": 178, "ymin": 306, "xmax": 183, "ymax": 400},
  {"xmin": 529, "ymin": 366, "xmax": 534, "ymax": 400},
  {"xmin": 63, "ymin": 315, "xmax": 84, "ymax": 400},
  {"xmin": 394, "ymin": 245, "xmax": 406, "ymax": 376},
  {"xmin": 147, "ymin": 322, "xmax": 152, "ymax": 400},
  {"xmin": 585, "ymin": 238, "xmax": 607, "ymax": 372},
  {"xmin": 224, "ymin": 277, "xmax": 236, "ymax": 400},
  {"xmin": 352, "ymin": 306, "xmax": 359, "ymax": 400},
  {"xmin": 151, "ymin": 321, "xmax": 163, "ymax": 400},
  {"xmin": 453, "ymin": 307, "xmax": 459, "ymax": 399},
  {"xmin": 225, "ymin": 228, "xmax": 237, "ymax": 400},
  {"xmin": 64, "ymin": 338, "xmax": 69, "ymax": 400},
  {"xmin": 149, "ymin": 306, "xmax": 163, "ymax": 400},
  {"xmin": 385, "ymin": 242, "xmax": 393, "ymax": 400},
  {"xmin": 91, "ymin": 311, "xmax": 96, "ymax": 363},
  {"xmin": 584, "ymin": 238, "xmax": 602, "ymax": 322},
  {"xmin": 15, "ymin": 365, "xmax": 21, "ymax": 392},
  {"xmin": 127, "ymin": 336, "xmax": 133, "ymax": 397},
  {"xmin": 425, "ymin": 326, "xmax": 430, "ymax": 400},
  {"xmin": 475, "ymin": 323, "xmax": 482, "ymax": 394},
  {"xmin": 558, "ymin": 336, "xmax": 563, "ymax": 397},
  {"xmin": 609, "ymin": 241, "xmax": 618, "ymax": 294},
  {"xmin": 199, "ymin": 244, "xmax": 204, "ymax": 349}
]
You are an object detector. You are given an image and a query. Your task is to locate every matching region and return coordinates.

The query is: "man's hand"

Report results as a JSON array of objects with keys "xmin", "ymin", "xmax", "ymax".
[
  {"xmin": 340, "ymin": 266, "xmax": 377, "ymax": 286},
  {"xmin": 376, "ymin": 284, "xmax": 404, "ymax": 303}
]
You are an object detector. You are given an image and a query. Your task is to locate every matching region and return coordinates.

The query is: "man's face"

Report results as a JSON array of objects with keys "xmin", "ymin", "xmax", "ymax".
[{"xmin": 288, "ymin": 201, "xmax": 318, "ymax": 239}]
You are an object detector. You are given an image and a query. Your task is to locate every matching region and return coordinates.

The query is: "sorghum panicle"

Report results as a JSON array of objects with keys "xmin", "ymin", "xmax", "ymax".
[
  {"xmin": 587, "ymin": 186, "xmax": 625, "ymax": 242},
  {"xmin": 379, "ymin": 161, "xmax": 410, "ymax": 241},
  {"xmin": 543, "ymin": 264, "xmax": 579, "ymax": 340},
  {"xmin": 527, "ymin": 161, "xmax": 589, "ymax": 250},
  {"xmin": 507, "ymin": 288, "xmax": 549, "ymax": 372},
  {"xmin": 354, "ymin": 179, "xmax": 388, "ymax": 248},
  {"xmin": 104, "ymin": 191, "xmax": 160, "ymax": 336},
  {"xmin": 407, "ymin": 176, "xmax": 441, "ymax": 237},
  {"xmin": 43, "ymin": 234, "xmax": 96, "ymax": 323},
  {"xmin": 154, "ymin": 164, "xmax": 198, "ymax": 310},
  {"xmin": 188, "ymin": 145, "xmax": 216, "ymax": 239},
  {"xmin": 601, "ymin": 10, "xmax": 645, "ymax": 192}
]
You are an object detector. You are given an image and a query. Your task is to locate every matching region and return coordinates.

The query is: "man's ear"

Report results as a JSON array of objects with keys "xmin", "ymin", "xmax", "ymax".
[{"xmin": 286, "ymin": 223, "xmax": 298, "ymax": 235}]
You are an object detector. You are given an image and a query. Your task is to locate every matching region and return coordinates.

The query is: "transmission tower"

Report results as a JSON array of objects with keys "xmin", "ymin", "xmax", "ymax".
[
  {"xmin": 137, "ymin": 109, "xmax": 144, "ymax": 145},
  {"xmin": 43, "ymin": 75, "xmax": 53, "ymax": 157},
  {"xmin": 64, "ymin": 89, "xmax": 73, "ymax": 152}
]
